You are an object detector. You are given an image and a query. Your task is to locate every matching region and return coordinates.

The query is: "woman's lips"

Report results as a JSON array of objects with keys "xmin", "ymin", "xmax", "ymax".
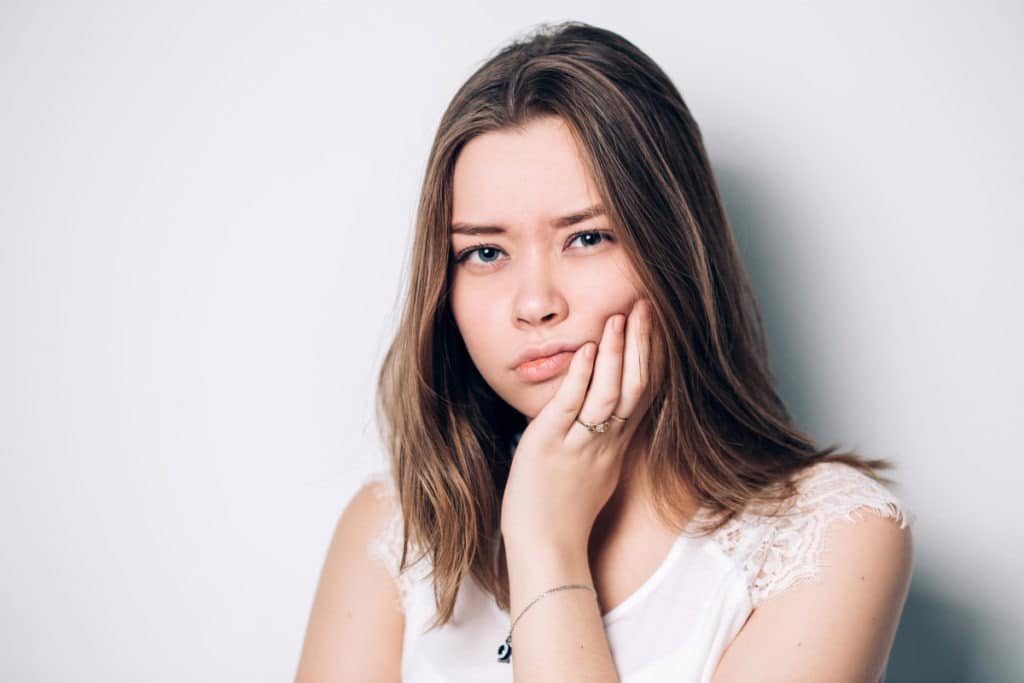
[{"xmin": 514, "ymin": 350, "xmax": 575, "ymax": 383}]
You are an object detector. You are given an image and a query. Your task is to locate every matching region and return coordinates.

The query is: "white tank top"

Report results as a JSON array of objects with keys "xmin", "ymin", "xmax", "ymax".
[{"xmin": 365, "ymin": 460, "xmax": 915, "ymax": 682}]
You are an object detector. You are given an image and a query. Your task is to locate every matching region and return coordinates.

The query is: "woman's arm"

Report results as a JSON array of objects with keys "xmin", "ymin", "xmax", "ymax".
[
  {"xmin": 295, "ymin": 481, "xmax": 404, "ymax": 683},
  {"xmin": 711, "ymin": 510, "xmax": 914, "ymax": 683},
  {"xmin": 499, "ymin": 302, "xmax": 652, "ymax": 682},
  {"xmin": 503, "ymin": 538, "xmax": 619, "ymax": 682}
]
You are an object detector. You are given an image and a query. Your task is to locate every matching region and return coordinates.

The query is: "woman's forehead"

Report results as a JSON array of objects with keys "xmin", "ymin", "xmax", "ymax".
[{"xmin": 451, "ymin": 117, "xmax": 603, "ymax": 231}]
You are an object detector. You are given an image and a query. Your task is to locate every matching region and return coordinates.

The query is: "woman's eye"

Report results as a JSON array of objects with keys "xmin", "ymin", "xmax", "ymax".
[
  {"xmin": 453, "ymin": 230, "xmax": 614, "ymax": 267},
  {"xmin": 567, "ymin": 231, "xmax": 613, "ymax": 249},
  {"xmin": 456, "ymin": 245, "xmax": 506, "ymax": 264}
]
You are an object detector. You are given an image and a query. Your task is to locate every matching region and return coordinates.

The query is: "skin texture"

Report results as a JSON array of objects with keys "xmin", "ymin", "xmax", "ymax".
[
  {"xmin": 449, "ymin": 115, "xmax": 654, "ymax": 548},
  {"xmin": 450, "ymin": 115, "xmax": 652, "ymax": 681},
  {"xmin": 449, "ymin": 116, "xmax": 643, "ymax": 422}
]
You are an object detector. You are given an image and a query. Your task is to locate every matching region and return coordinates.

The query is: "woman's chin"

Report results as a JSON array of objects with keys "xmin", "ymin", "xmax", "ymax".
[
  {"xmin": 509, "ymin": 390, "xmax": 556, "ymax": 422},
  {"xmin": 497, "ymin": 375, "xmax": 567, "ymax": 421}
]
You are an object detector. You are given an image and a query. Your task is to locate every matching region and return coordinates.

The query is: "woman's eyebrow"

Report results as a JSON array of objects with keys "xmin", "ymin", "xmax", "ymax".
[{"xmin": 449, "ymin": 204, "xmax": 606, "ymax": 235}]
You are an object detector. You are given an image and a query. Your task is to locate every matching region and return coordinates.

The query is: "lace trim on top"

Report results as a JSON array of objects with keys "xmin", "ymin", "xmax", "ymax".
[
  {"xmin": 364, "ymin": 470, "xmax": 423, "ymax": 614},
  {"xmin": 364, "ymin": 461, "xmax": 917, "ymax": 614},
  {"xmin": 706, "ymin": 461, "xmax": 917, "ymax": 607}
]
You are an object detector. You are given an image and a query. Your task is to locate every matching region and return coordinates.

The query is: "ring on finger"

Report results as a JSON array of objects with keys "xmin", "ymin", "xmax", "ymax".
[{"xmin": 574, "ymin": 413, "xmax": 628, "ymax": 433}]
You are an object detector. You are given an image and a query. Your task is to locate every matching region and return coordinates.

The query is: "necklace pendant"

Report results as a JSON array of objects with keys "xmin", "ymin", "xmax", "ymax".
[{"xmin": 496, "ymin": 635, "xmax": 512, "ymax": 663}]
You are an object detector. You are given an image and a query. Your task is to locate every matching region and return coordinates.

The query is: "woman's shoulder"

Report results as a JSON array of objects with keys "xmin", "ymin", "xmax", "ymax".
[
  {"xmin": 361, "ymin": 468, "xmax": 403, "ymax": 563},
  {"xmin": 360, "ymin": 469, "xmax": 430, "ymax": 612},
  {"xmin": 707, "ymin": 460, "xmax": 916, "ymax": 607}
]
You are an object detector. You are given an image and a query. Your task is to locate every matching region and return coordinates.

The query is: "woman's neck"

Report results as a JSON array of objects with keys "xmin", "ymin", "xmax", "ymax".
[
  {"xmin": 587, "ymin": 429, "xmax": 699, "ymax": 555},
  {"xmin": 588, "ymin": 432, "xmax": 654, "ymax": 547}
]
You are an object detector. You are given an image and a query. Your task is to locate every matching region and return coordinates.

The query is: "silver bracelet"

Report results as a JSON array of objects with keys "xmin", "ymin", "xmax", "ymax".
[{"xmin": 496, "ymin": 584, "xmax": 597, "ymax": 663}]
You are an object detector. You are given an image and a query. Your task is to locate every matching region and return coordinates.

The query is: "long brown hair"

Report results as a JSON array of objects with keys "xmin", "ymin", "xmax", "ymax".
[{"xmin": 375, "ymin": 20, "xmax": 896, "ymax": 629}]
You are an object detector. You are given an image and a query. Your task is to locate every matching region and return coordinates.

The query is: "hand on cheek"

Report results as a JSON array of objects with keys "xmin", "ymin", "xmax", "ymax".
[{"xmin": 500, "ymin": 298, "xmax": 652, "ymax": 554}]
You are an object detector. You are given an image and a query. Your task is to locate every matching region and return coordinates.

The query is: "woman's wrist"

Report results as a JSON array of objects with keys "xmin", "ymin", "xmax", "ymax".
[
  {"xmin": 505, "ymin": 541, "xmax": 595, "ymax": 614},
  {"xmin": 502, "ymin": 528, "xmax": 589, "ymax": 560}
]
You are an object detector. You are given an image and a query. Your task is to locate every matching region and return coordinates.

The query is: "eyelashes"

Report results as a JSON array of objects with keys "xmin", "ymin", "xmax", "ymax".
[{"xmin": 453, "ymin": 230, "xmax": 616, "ymax": 266}]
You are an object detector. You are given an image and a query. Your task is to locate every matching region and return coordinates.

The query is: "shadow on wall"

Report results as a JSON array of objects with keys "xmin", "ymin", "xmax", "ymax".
[
  {"xmin": 885, "ymin": 573, "xmax": 1009, "ymax": 683},
  {"xmin": 714, "ymin": 164, "xmax": 1016, "ymax": 683},
  {"xmin": 711, "ymin": 164, "xmax": 829, "ymax": 439}
]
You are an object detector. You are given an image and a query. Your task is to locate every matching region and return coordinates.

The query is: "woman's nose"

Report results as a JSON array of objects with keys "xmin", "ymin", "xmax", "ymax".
[{"xmin": 512, "ymin": 258, "xmax": 568, "ymax": 328}]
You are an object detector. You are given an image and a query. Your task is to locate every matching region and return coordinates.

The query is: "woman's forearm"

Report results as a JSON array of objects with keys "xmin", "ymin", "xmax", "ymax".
[{"xmin": 504, "ymin": 541, "xmax": 620, "ymax": 682}]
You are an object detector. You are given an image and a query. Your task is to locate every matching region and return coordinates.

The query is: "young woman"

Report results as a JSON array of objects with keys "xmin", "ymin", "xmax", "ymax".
[{"xmin": 297, "ymin": 21, "xmax": 915, "ymax": 683}]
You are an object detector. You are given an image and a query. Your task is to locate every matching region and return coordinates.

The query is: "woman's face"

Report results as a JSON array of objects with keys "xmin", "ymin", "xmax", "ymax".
[{"xmin": 449, "ymin": 116, "xmax": 642, "ymax": 420}]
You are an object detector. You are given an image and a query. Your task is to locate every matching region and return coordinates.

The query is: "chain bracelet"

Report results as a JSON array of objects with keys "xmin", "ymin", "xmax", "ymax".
[{"xmin": 496, "ymin": 583, "xmax": 597, "ymax": 663}]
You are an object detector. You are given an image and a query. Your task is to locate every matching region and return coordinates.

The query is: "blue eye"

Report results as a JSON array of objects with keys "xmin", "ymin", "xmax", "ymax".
[
  {"xmin": 471, "ymin": 246, "xmax": 503, "ymax": 263},
  {"xmin": 567, "ymin": 231, "xmax": 610, "ymax": 249},
  {"xmin": 454, "ymin": 230, "xmax": 615, "ymax": 267}
]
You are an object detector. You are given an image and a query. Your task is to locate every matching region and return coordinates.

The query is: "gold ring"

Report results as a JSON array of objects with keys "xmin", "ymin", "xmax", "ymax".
[
  {"xmin": 575, "ymin": 417, "xmax": 612, "ymax": 433},
  {"xmin": 575, "ymin": 413, "xmax": 627, "ymax": 433}
]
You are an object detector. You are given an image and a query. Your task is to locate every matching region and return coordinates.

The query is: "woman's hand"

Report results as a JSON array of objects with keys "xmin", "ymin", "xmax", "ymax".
[{"xmin": 499, "ymin": 298, "xmax": 653, "ymax": 555}]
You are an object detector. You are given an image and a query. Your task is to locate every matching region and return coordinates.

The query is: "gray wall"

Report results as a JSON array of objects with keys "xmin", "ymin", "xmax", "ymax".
[{"xmin": 2, "ymin": 2, "xmax": 1020, "ymax": 681}]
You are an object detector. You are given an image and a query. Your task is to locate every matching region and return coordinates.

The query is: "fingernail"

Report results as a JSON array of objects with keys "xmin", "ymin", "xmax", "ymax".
[{"xmin": 612, "ymin": 315, "xmax": 624, "ymax": 333}]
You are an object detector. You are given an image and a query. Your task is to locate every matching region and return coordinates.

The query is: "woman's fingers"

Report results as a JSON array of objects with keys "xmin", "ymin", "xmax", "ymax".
[
  {"xmin": 534, "ymin": 299, "xmax": 650, "ymax": 442},
  {"xmin": 615, "ymin": 298, "xmax": 650, "ymax": 420},
  {"xmin": 568, "ymin": 312, "xmax": 626, "ymax": 444},
  {"xmin": 536, "ymin": 340, "xmax": 597, "ymax": 436}
]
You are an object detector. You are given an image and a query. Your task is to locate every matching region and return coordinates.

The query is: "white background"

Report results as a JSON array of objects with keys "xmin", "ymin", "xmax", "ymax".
[{"xmin": 2, "ymin": 2, "xmax": 1021, "ymax": 681}]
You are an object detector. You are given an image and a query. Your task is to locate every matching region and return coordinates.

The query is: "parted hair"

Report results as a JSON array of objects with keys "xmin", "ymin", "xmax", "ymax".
[{"xmin": 374, "ymin": 20, "xmax": 896, "ymax": 629}]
